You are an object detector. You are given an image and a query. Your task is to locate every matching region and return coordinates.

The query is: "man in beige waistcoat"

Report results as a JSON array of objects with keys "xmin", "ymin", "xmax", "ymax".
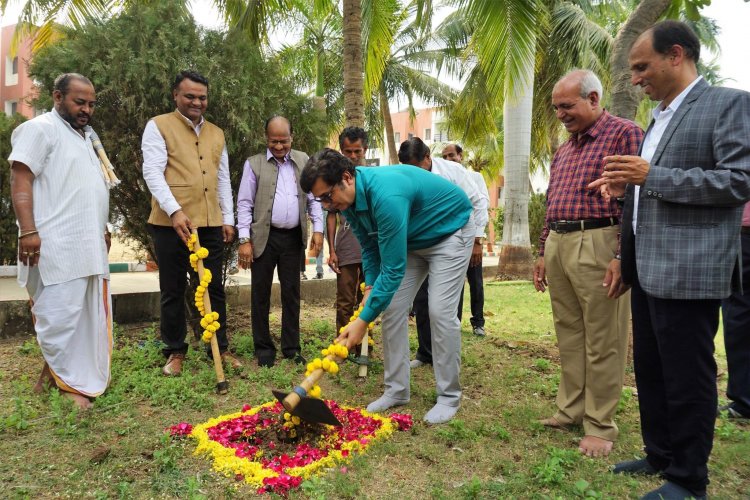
[{"xmin": 142, "ymin": 70, "xmax": 242, "ymax": 376}]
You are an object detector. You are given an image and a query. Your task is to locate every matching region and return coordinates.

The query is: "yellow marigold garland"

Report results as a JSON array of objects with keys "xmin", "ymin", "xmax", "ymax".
[{"xmin": 187, "ymin": 233, "xmax": 220, "ymax": 343}]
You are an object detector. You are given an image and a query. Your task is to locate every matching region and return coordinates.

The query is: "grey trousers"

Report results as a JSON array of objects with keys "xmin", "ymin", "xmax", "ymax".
[{"xmin": 380, "ymin": 219, "xmax": 474, "ymax": 407}]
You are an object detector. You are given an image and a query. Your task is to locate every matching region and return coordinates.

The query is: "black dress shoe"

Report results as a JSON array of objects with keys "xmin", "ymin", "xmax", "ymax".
[
  {"xmin": 640, "ymin": 481, "xmax": 706, "ymax": 500},
  {"xmin": 258, "ymin": 357, "xmax": 275, "ymax": 368},
  {"xmin": 719, "ymin": 403, "xmax": 750, "ymax": 419},
  {"xmin": 284, "ymin": 354, "xmax": 306, "ymax": 365},
  {"xmin": 613, "ymin": 458, "xmax": 660, "ymax": 476}
]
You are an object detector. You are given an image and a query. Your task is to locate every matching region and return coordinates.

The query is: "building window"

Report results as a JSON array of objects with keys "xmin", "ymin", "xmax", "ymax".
[
  {"xmin": 5, "ymin": 100, "xmax": 19, "ymax": 116},
  {"xmin": 424, "ymin": 128, "xmax": 431, "ymax": 141},
  {"xmin": 394, "ymin": 132, "xmax": 400, "ymax": 144},
  {"xmin": 5, "ymin": 56, "xmax": 19, "ymax": 86},
  {"xmin": 407, "ymin": 133, "xmax": 414, "ymax": 140}
]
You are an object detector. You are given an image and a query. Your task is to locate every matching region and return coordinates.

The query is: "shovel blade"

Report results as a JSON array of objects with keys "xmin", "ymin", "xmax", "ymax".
[{"xmin": 272, "ymin": 390, "xmax": 342, "ymax": 427}]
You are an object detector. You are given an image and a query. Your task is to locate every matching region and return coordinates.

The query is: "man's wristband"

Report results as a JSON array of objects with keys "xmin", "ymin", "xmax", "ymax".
[{"xmin": 614, "ymin": 254, "xmax": 621, "ymax": 260}]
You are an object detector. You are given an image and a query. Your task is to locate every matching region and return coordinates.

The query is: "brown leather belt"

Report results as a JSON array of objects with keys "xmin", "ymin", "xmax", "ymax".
[{"xmin": 550, "ymin": 217, "xmax": 618, "ymax": 234}]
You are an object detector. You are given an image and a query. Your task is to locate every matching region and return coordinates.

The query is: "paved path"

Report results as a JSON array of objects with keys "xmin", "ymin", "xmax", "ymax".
[{"xmin": 0, "ymin": 256, "xmax": 501, "ymax": 302}]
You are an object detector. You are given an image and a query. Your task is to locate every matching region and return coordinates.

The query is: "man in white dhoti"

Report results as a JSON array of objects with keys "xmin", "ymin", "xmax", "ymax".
[{"xmin": 9, "ymin": 73, "xmax": 112, "ymax": 410}]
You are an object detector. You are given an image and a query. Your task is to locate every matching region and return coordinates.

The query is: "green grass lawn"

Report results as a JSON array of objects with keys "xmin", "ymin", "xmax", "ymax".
[{"xmin": 0, "ymin": 281, "xmax": 747, "ymax": 499}]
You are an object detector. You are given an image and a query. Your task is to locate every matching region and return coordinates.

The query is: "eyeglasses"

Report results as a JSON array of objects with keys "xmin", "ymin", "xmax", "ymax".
[
  {"xmin": 267, "ymin": 138, "xmax": 291, "ymax": 146},
  {"xmin": 314, "ymin": 184, "xmax": 337, "ymax": 203},
  {"xmin": 552, "ymin": 98, "xmax": 583, "ymax": 112}
]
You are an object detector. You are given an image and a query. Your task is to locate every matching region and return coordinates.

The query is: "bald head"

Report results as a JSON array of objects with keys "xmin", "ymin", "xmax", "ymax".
[
  {"xmin": 554, "ymin": 69, "xmax": 603, "ymax": 101},
  {"xmin": 265, "ymin": 116, "xmax": 292, "ymax": 136},
  {"xmin": 552, "ymin": 69, "xmax": 603, "ymax": 135},
  {"xmin": 265, "ymin": 116, "xmax": 293, "ymax": 160}
]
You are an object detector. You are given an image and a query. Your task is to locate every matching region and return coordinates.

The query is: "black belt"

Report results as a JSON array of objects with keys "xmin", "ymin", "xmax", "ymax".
[
  {"xmin": 550, "ymin": 217, "xmax": 617, "ymax": 234},
  {"xmin": 270, "ymin": 225, "xmax": 301, "ymax": 233},
  {"xmin": 742, "ymin": 226, "xmax": 750, "ymax": 234}
]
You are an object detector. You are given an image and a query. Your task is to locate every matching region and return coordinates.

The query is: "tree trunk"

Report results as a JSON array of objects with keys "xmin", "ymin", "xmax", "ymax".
[
  {"xmin": 342, "ymin": 0, "xmax": 365, "ymax": 127},
  {"xmin": 313, "ymin": 48, "xmax": 326, "ymax": 114},
  {"xmin": 609, "ymin": 0, "xmax": 672, "ymax": 120},
  {"xmin": 380, "ymin": 85, "xmax": 398, "ymax": 164},
  {"xmin": 498, "ymin": 56, "xmax": 534, "ymax": 280}
]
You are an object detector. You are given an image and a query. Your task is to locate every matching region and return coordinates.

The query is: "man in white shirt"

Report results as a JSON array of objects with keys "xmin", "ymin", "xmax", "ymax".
[
  {"xmin": 142, "ymin": 70, "xmax": 240, "ymax": 376},
  {"xmin": 442, "ymin": 144, "xmax": 490, "ymax": 337},
  {"xmin": 10, "ymin": 73, "xmax": 112, "ymax": 410},
  {"xmin": 398, "ymin": 138, "xmax": 488, "ymax": 373}
]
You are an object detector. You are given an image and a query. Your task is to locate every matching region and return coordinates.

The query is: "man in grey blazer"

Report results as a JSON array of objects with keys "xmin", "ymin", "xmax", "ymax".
[{"xmin": 589, "ymin": 21, "xmax": 750, "ymax": 500}]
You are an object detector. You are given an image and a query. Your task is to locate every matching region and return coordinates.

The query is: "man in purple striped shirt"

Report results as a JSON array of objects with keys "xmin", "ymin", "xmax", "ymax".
[
  {"xmin": 533, "ymin": 70, "xmax": 643, "ymax": 458},
  {"xmin": 236, "ymin": 116, "xmax": 323, "ymax": 368}
]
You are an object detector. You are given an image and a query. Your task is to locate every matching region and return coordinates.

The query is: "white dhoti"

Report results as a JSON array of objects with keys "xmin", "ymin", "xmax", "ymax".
[{"xmin": 26, "ymin": 267, "xmax": 113, "ymax": 397}]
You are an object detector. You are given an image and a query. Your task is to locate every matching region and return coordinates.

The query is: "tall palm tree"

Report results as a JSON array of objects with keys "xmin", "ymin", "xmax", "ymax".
[
  {"xmin": 343, "ymin": 0, "xmax": 365, "ymax": 127},
  {"xmin": 275, "ymin": 1, "xmax": 343, "ymax": 133},
  {"xmin": 364, "ymin": 1, "xmax": 456, "ymax": 163}
]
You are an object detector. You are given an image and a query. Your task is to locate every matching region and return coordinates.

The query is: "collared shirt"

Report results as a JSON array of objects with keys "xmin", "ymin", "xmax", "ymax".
[
  {"xmin": 633, "ymin": 76, "xmax": 703, "ymax": 233},
  {"xmin": 333, "ymin": 214, "xmax": 362, "ymax": 266},
  {"xmin": 468, "ymin": 169, "xmax": 491, "ymax": 237},
  {"xmin": 236, "ymin": 149, "xmax": 323, "ymax": 238},
  {"xmin": 9, "ymin": 109, "xmax": 110, "ymax": 286},
  {"xmin": 141, "ymin": 110, "xmax": 233, "ymax": 225},
  {"xmin": 539, "ymin": 110, "xmax": 644, "ymax": 255},
  {"xmin": 343, "ymin": 165, "xmax": 472, "ymax": 323},
  {"xmin": 430, "ymin": 157, "xmax": 489, "ymax": 237}
]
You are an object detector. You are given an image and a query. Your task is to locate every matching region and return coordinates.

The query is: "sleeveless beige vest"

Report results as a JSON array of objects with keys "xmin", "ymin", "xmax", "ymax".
[{"xmin": 147, "ymin": 111, "xmax": 225, "ymax": 227}]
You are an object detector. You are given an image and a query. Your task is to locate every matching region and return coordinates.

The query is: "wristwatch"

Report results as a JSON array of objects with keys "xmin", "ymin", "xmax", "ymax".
[{"xmin": 238, "ymin": 237, "xmax": 252, "ymax": 245}]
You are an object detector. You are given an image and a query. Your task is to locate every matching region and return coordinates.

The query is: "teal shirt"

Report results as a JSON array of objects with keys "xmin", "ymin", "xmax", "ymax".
[{"xmin": 343, "ymin": 165, "xmax": 472, "ymax": 323}]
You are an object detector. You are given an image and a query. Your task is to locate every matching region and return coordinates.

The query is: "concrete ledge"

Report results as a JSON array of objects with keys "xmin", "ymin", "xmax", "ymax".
[
  {"xmin": 1, "ymin": 278, "xmax": 338, "ymax": 339},
  {"xmin": 1, "ymin": 265, "xmax": 497, "ymax": 338}
]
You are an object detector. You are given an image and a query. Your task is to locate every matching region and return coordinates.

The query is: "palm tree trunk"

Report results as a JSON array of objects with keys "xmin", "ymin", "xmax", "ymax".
[
  {"xmin": 343, "ymin": 0, "xmax": 365, "ymax": 127},
  {"xmin": 609, "ymin": 0, "xmax": 672, "ymax": 120},
  {"xmin": 313, "ymin": 48, "xmax": 326, "ymax": 114},
  {"xmin": 380, "ymin": 85, "xmax": 398, "ymax": 164},
  {"xmin": 498, "ymin": 57, "xmax": 534, "ymax": 279}
]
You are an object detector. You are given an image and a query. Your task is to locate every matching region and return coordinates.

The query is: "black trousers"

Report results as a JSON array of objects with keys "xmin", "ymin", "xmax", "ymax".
[
  {"xmin": 251, "ymin": 226, "xmax": 303, "ymax": 360},
  {"xmin": 415, "ymin": 263, "xmax": 483, "ymax": 363},
  {"xmin": 631, "ymin": 269, "xmax": 719, "ymax": 496},
  {"xmin": 149, "ymin": 224, "xmax": 228, "ymax": 357},
  {"xmin": 721, "ymin": 231, "xmax": 750, "ymax": 417},
  {"xmin": 458, "ymin": 263, "xmax": 485, "ymax": 327}
]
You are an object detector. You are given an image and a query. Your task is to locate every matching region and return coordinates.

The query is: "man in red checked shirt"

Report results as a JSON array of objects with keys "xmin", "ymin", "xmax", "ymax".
[{"xmin": 533, "ymin": 69, "xmax": 643, "ymax": 458}]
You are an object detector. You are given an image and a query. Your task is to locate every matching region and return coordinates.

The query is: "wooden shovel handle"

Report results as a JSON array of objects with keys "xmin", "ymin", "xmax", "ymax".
[
  {"xmin": 192, "ymin": 229, "xmax": 228, "ymax": 394},
  {"xmin": 358, "ymin": 331, "xmax": 369, "ymax": 378},
  {"xmin": 282, "ymin": 354, "xmax": 344, "ymax": 412}
]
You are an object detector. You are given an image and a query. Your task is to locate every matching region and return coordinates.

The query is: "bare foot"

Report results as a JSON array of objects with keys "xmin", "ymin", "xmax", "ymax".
[
  {"xmin": 62, "ymin": 391, "xmax": 93, "ymax": 410},
  {"xmin": 33, "ymin": 362, "xmax": 54, "ymax": 394},
  {"xmin": 538, "ymin": 416, "xmax": 568, "ymax": 429},
  {"xmin": 578, "ymin": 435, "xmax": 613, "ymax": 458}
]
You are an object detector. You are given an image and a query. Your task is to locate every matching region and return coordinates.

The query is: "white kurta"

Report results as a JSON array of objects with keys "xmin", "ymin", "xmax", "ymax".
[
  {"xmin": 9, "ymin": 109, "xmax": 110, "ymax": 286},
  {"xmin": 8, "ymin": 109, "xmax": 112, "ymax": 396}
]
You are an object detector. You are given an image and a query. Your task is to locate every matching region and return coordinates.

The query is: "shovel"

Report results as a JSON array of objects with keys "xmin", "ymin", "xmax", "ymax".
[
  {"xmin": 191, "ymin": 230, "xmax": 228, "ymax": 395},
  {"xmin": 273, "ymin": 353, "xmax": 344, "ymax": 426}
]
